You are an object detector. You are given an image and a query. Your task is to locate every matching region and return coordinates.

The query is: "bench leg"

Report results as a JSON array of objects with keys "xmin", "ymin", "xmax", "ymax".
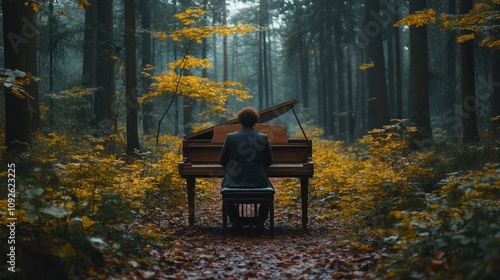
[
  {"xmin": 269, "ymin": 203, "xmax": 274, "ymax": 238},
  {"xmin": 222, "ymin": 203, "xmax": 228, "ymax": 236}
]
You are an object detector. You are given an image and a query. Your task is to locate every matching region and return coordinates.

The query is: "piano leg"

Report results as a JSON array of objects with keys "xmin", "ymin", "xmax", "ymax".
[
  {"xmin": 300, "ymin": 177, "xmax": 309, "ymax": 230},
  {"xmin": 187, "ymin": 176, "xmax": 196, "ymax": 227}
]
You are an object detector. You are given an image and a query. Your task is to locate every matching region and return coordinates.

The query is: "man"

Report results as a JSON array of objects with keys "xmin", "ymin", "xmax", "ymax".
[{"xmin": 220, "ymin": 107, "xmax": 273, "ymax": 234}]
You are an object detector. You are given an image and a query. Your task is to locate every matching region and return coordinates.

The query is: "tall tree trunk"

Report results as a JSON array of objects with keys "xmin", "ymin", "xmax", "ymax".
[
  {"xmin": 460, "ymin": 0, "xmax": 479, "ymax": 143},
  {"xmin": 2, "ymin": 0, "xmax": 39, "ymax": 151},
  {"xmin": 83, "ymin": 0, "xmax": 97, "ymax": 88},
  {"xmin": 299, "ymin": 38, "xmax": 309, "ymax": 108},
  {"xmin": 95, "ymin": 0, "xmax": 115, "ymax": 125},
  {"xmin": 409, "ymin": 0, "xmax": 434, "ymax": 150},
  {"xmin": 139, "ymin": 0, "xmax": 154, "ymax": 134},
  {"xmin": 445, "ymin": 0, "xmax": 457, "ymax": 133},
  {"xmin": 267, "ymin": 29, "xmax": 274, "ymax": 105},
  {"xmin": 26, "ymin": 2, "xmax": 39, "ymax": 132},
  {"xmin": 48, "ymin": 0, "xmax": 55, "ymax": 127},
  {"xmin": 317, "ymin": 18, "xmax": 333, "ymax": 136},
  {"xmin": 345, "ymin": 2, "xmax": 357, "ymax": 141},
  {"xmin": 365, "ymin": 0, "xmax": 390, "ymax": 130},
  {"xmin": 261, "ymin": 0, "xmax": 270, "ymax": 107},
  {"xmin": 315, "ymin": 46, "xmax": 324, "ymax": 128},
  {"xmin": 202, "ymin": 0, "xmax": 209, "ymax": 79},
  {"xmin": 393, "ymin": 0, "xmax": 403, "ymax": 119},
  {"xmin": 492, "ymin": 5, "xmax": 500, "ymax": 134},
  {"xmin": 258, "ymin": 0, "xmax": 265, "ymax": 108},
  {"xmin": 334, "ymin": 1, "xmax": 346, "ymax": 140},
  {"xmin": 125, "ymin": 0, "xmax": 140, "ymax": 154},
  {"xmin": 222, "ymin": 0, "xmax": 228, "ymax": 83}
]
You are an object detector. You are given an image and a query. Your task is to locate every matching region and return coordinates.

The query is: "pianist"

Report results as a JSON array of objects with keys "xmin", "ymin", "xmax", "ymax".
[{"xmin": 219, "ymin": 107, "xmax": 274, "ymax": 234}]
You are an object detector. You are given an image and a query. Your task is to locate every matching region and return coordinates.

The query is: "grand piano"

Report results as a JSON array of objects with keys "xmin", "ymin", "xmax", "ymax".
[{"xmin": 178, "ymin": 99, "xmax": 314, "ymax": 229}]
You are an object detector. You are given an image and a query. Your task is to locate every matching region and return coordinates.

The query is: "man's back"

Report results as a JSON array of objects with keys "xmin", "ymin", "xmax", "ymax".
[{"xmin": 220, "ymin": 127, "xmax": 273, "ymax": 188}]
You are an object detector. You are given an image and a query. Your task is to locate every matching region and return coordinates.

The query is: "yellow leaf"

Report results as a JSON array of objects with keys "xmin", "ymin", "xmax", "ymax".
[
  {"xmin": 78, "ymin": 0, "xmax": 92, "ymax": 10},
  {"xmin": 82, "ymin": 216, "xmax": 95, "ymax": 229},
  {"xmin": 95, "ymin": 144, "xmax": 104, "ymax": 151},
  {"xmin": 54, "ymin": 243, "xmax": 77, "ymax": 258}
]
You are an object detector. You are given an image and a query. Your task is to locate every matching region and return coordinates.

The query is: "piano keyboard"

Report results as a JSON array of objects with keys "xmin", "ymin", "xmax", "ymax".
[{"xmin": 191, "ymin": 163, "xmax": 305, "ymax": 168}]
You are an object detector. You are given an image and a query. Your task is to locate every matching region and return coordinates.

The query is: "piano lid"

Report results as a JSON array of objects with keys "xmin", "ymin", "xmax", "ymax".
[{"xmin": 185, "ymin": 99, "xmax": 298, "ymax": 140}]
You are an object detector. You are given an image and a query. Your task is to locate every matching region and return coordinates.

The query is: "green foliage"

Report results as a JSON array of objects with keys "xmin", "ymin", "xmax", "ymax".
[
  {"xmin": 46, "ymin": 86, "xmax": 96, "ymax": 136},
  {"xmin": 384, "ymin": 165, "xmax": 500, "ymax": 279}
]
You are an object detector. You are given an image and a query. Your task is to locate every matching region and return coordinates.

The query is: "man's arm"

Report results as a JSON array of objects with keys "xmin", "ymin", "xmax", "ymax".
[
  {"xmin": 262, "ymin": 135, "xmax": 273, "ymax": 167},
  {"xmin": 220, "ymin": 136, "xmax": 231, "ymax": 167}
]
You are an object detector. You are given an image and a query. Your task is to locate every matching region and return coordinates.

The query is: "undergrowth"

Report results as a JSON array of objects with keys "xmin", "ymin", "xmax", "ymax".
[
  {"xmin": 0, "ymin": 119, "xmax": 499, "ymax": 279},
  {"xmin": 278, "ymin": 120, "xmax": 500, "ymax": 279}
]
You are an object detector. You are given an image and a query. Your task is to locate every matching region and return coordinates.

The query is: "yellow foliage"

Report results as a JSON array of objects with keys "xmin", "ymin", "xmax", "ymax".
[
  {"xmin": 407, "ymin": 1, "xmax": 500, "ymax": 49},
  {"xmin": 359, "ymin": 63, "xmax": 375, "ymax": 71},
  {"xmin": 78, "ymin": 0, "xmax": 92, "ymax": 10},
  {"xmin": 144, "ymin": 8, "xmax": 256, "ymax": 114},
  {"xmin": 279, "ymin": 120, "xmax": 430, "ymax": 232},
  {"xmin": 457, "ymin": 33, "xmax": 475, "ymax": 43},
  {"xmin": 480, "ymin": 37, "xmax": 500, "ymax": 49},
  {"xmin": 24, "ymin": 1, "xmax": 40, "ymax": 12},
  {"xmin": 394, "ymin": 9, "xmax": 436, "ymax": 27},
  {"xmin": 168, "ymin": 55, "xmax": 212, "ymax": 70}
]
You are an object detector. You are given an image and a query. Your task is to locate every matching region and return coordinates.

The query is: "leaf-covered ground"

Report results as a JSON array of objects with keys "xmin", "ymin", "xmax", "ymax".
[{"xmin": 92, "ymin": 181, "xmax": 391, "ymax": 279}]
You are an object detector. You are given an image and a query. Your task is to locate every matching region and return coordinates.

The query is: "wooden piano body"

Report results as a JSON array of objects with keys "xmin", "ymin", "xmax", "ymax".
[{"xmin": 178, "ymin": 99, "xmax": 314, "ymax": 229}]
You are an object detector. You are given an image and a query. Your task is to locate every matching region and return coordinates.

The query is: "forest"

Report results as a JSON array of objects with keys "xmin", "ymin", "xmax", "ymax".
[{"xmin": 0, "ymin": 0, "xmax": 499, "ymax": 279}]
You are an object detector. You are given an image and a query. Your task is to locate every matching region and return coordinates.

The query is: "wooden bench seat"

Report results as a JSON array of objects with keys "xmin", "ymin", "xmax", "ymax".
[{"xmin": 221, "ymin": 187, "xmax": 275, "ymax": 237}]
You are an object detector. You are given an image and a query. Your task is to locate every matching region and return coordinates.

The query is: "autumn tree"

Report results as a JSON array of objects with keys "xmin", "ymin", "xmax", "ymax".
[
  {"xmin": 141, "ymin": 8, "xmax": 255, "ymax": 143},
  {"xmin": 397, "ymin": 0, "xmax": 500, "ymax": 142},
  {"xmin": 2, "ymin": 0, "xmax": 40, "ymax": 152}
]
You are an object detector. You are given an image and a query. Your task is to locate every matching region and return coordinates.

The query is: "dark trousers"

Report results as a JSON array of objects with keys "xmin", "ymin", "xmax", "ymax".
[{"xmin": 228, "ymin": 203, "xmax": 269, "ymax": 225}]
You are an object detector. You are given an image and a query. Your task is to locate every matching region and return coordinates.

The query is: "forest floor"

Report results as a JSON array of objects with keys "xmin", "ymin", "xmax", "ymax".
[{"xmin": 95, "ymin": 180, "xmax": 392, "ymax": 279}]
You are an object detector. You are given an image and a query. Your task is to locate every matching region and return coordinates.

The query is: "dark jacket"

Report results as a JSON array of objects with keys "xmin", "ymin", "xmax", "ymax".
[{"xmin": 220, "ymin": 126, "xmax": 273, "ymax": 188}]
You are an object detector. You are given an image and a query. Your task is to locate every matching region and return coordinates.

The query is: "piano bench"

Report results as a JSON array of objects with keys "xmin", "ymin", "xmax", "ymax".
[{"xmin": 221, "ymin": 187, "xmax": 275, "ymax": 238}]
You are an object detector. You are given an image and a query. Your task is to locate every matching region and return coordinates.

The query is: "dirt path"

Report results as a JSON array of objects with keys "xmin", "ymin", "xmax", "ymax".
[{"xmin": 104, "ymin": 183, "xmax": 387, "ymax": 279}]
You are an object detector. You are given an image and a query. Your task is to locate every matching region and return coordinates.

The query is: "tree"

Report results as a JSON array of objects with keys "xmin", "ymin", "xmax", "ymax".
[
  {"xmin": 142, "ymin": 8, "xmax": 254, "ymax": 144},
  {"xmin": 2, "ymin": 0, "xmax": 40, "ymax": 152},
  {"xmin": 408, "ymin": 0, "xmax": 433, "ymax": 150},
  {"xmin": 82, "ymin": 0, "xmax": 97, "ymax": 89},
  {"xmin": 397, "ymin": 0, "xmax": 500, "ymax": 142},
  {"xmin": 283, "ymin": 2, "xmax": 311, "ymax": 108},
  {"xmin": 365, "ymin": 0, "xmax": 390, "ymax": 130},
  {"xmin": 334, "ymin": 1, "xmax": 347, "ymax": 140},
  {"xmin": 258, "ymin": 0, "xmax": 269, "ymax": 108},
  {"xmin": 139, "ymin": 0, "xmax": 155, "ymax": 134},
  {"xmin": 493, "ymin": 4, "xmax": 500, "ymax": 134},
  {"xmin": 125, "ymin": 0, "xmax": 140, "ymax": 154},
  {"xmin": 492, "ymin": 49, "xmax": 500, "ymax": 133},
  {"xmin": 445, "ymin": 0, "xmax": 458, "ymax": 131},
  {"xmin": 95, "ymin": 0, "xmax": 115, "ymax": 126},
  {"xmin": 460, "ymin": 0, "xmax": 480, "ymax": 143}
]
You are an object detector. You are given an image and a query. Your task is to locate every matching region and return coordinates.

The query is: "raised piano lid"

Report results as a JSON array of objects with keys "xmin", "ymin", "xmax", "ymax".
[{"xmin": 184, "ymin": 99, "xmax": 298, "ymax": 140}]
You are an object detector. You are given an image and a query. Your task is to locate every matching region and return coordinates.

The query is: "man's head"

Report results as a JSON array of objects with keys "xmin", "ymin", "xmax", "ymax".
[{"xmin": 237, "ymin": 107, "xmax": 259, "ymax": 127}]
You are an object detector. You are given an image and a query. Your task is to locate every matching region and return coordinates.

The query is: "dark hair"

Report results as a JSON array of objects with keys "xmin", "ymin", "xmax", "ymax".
[{"xmin": 237, "ymin": 107, "xmax": 259, "ymax": 127}]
